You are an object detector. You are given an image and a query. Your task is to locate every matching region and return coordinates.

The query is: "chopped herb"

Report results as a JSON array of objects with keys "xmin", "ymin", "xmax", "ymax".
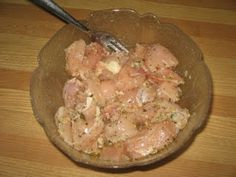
[{"xmin": 80, "ymin": 113, "xmax": 85, "ymax": 120}]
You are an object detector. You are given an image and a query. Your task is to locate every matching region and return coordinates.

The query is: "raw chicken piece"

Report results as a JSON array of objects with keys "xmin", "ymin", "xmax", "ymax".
[
  {"xmin": 148, "ymin": 68, "xmax": 184, "ymax": 86},
  {"xmin": 156, "ymin": 99, "xmax": 190, "ymax": 129},
  {"xmin": 55, "ymin": 106, "xmax": 73, "ymax": 145},
  {"xmin": 95, "ymin": 61, "xmax": 115, "ymax": 80},
  {"xmin": 86, "ymin": 76, "xmax": 106, "ymax": 105},
  {"xmin": 118, "ymin": 89, "xmax": 139, "ymax": 108},
  {"xmin": 104, "ymin": 118, "xmax": 138, "ymax": 143},
  {"xmin": 100, "ymin": 80, "xmax": 117, "ymax": 101},
  {"xmin": 65, "ymin": 40, "xmax": 86, "ymax": 76},
  {"xmin": 86, "ymin": 78, "xmax": 116, "ymax": 105},
  {"xmin": 72, "ymin": 117, "xmax": 104, "ymax": 154},
  {"xmin": 125, "ymin": 120, "xmax": 177, "ymax": 159},
  {"xmin": 63, "ymin": 78, "xmax": 85, "ymax": 108},
  {"xmin": 102, "ymin": 102, "xmax": 121, "ymax": 122},
  {"xmin": 57, "ymin": 41, "xmax": 190, "ymax": 160},
  {"xmin": 65, "ymin": 40, "xmax": 107, "ymax": 78},
  {"xmin": 81, "ymin": 97, "xmax": 97, "ymax": 122},
  {"xmin": 157, "ymin": 68, "xmax": 184, "ymax": 85},
  {"xmin": 65, "ymin": 40, "xmax": 86, "ymax": 62},
  {"xmin": 83, "ymin": 42, "xmax": 107, "ymax": 69},
  {"xmin": 102, "ymin": 54, "xmax": 122, "ymax": 74},
  {"xmin": 136, "ymin": 83, "xmax": 156, "ymax": 105},
  {"xmin": 125, "ymin": 101, "xmax": 159, "ymax": 126},
  {"xmin": 144, "ymin": 44, "xmax": 178, "ymax": 72},
  {"xmin": 116, "ymin": 64, "xmax": 145, "ymax": 91},
  {"xmin": 95, "ymin": 52, "xmax": 127, "ymax": 80},
  {"xmin": 157, "ymin": 82, "xmax": 181, "ymax": 102}
]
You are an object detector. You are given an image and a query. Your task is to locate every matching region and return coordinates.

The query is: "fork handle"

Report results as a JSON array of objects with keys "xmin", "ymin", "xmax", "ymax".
[{"xmin": 32, "ymin": 0, "xmax": 90, "ymax": 32}]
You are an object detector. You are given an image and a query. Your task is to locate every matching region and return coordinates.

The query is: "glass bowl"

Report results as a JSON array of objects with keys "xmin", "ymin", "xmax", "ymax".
[{"xmin": 30, "ymin": 9, "xmax": 212, "ymax": 168}]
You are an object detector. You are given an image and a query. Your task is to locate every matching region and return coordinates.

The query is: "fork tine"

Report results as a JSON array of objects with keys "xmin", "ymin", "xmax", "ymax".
[
  {"xmin": 91, "ymin": 31, "xmax": 129, "ymax": 53},
  {"xmin": 109, "ymin": 37, "xmax": 129, "ymax": 53}
]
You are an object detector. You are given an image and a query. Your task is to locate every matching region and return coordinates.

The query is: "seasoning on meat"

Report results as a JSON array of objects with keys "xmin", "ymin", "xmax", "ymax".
[{"xmin": 55, "ymin": 40, "xmax": 190, "ymax": 161}]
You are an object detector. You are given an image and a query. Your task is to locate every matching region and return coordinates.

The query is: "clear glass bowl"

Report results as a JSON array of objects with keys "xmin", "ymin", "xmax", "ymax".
[{"xmin": 30, "ymin": 9, "xmax": 212, "ymax": 168}]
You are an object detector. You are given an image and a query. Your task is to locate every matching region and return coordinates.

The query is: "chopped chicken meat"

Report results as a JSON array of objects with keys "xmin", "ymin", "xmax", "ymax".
[{"xmin": 55, "ymin": 40, "xmax": 190, "ymax": 161}]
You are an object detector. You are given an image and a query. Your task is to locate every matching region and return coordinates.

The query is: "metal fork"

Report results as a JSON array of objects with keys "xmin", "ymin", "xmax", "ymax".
[{"xmin": 32, "ymin": 0, "xmax": 129, "ymax": 53}]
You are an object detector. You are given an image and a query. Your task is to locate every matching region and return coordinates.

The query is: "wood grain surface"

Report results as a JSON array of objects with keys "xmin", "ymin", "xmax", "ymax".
[{"xmin": 0, "ymin": 0, "xmax": 236, "ymax": 176}]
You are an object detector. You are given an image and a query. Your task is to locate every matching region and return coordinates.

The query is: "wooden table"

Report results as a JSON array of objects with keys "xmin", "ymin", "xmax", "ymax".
[{"xmin": 0, "ymin": 1, "xmax": 235, "ymax": 176}]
